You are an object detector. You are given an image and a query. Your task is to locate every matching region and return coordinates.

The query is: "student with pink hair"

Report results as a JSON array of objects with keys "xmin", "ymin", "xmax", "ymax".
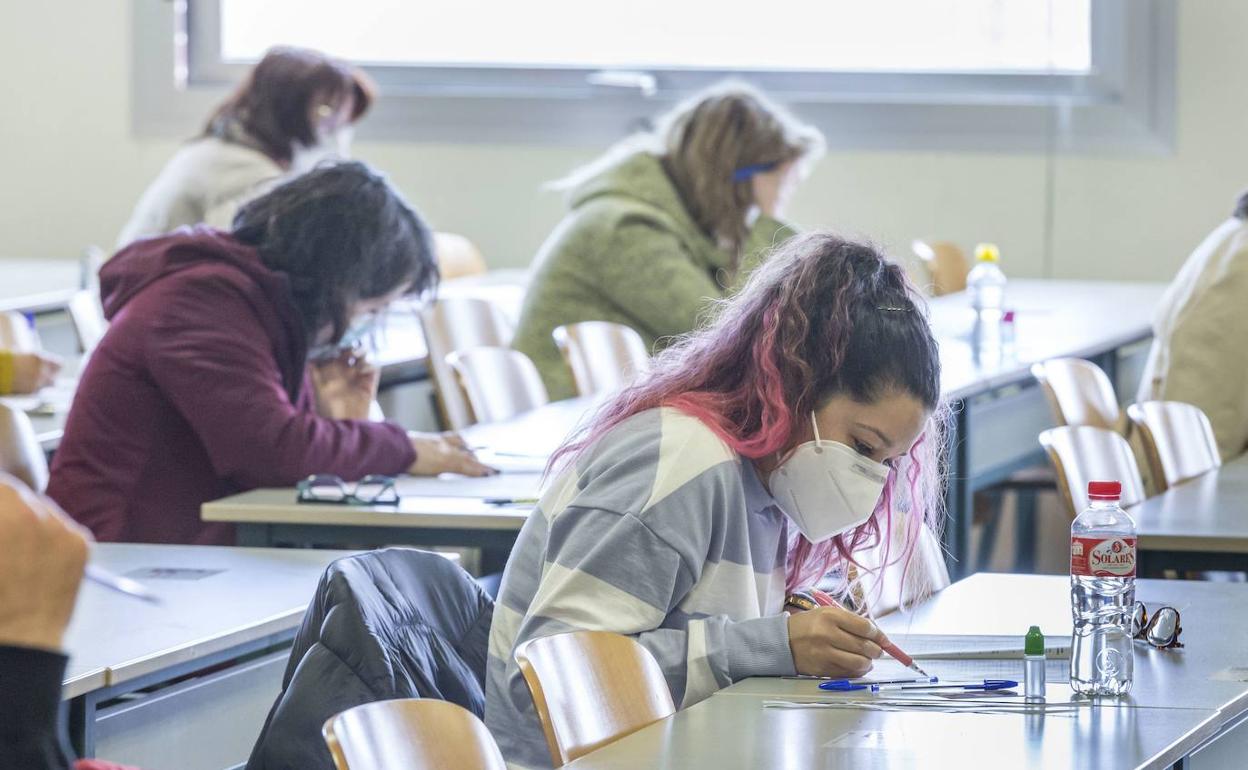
[{"xmin": 485, "ymin": 232, "xmax": 946, "ymax": 768}]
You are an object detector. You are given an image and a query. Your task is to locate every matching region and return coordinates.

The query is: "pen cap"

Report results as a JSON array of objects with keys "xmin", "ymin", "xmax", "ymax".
[{"xmin": 1024, "ymin": 625, "xmax": 1045, "ymax": 656}]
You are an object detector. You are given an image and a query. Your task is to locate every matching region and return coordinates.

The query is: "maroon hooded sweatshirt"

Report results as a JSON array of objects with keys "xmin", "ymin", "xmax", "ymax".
[{"xmin": 47, "ymin": 227, "xmax": 416, "ymax": 545}]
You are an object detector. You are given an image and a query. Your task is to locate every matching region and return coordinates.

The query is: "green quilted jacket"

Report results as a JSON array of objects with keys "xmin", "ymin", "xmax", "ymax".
[{"xmin": 513, "ymin": 152, "xmax": 793, "ymax": 400}]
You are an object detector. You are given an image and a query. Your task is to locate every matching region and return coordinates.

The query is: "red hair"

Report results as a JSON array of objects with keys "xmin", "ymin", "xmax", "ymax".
[{"xmin": 551, "ymin": 233, "xmax": 946, "ymax": 597}]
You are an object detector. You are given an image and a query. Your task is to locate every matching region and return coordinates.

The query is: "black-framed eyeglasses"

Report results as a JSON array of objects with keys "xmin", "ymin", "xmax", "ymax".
[
  {"xmin": 1131, "ymin": 602, "xmax": 1183, "ymax": 649},
  {"xmin": 296, "ymin": 474, "xmax": 400, "ymax": 505}
]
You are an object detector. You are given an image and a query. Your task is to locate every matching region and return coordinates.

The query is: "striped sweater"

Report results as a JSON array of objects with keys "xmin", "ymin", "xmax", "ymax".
[{"xmin": 484, "ymin": 407, "xmax": 796, "ymax": 768}]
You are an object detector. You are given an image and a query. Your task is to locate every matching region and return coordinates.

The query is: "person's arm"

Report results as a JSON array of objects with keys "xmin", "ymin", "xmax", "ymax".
[
  {"xmin": 143, "ymin": 274, "xmax": 415, "ymax": 487},
  {"xmin": 1160, "ymin": 261, "xmax": 1248, "ymax": 460},
  {"xmin": 0, "ymin": 645, "xmax": 73, "ymax": 770},
  {"xmin": 0, "ymin": 350, "xmax": 62, "ymax": 395},
  {"xmin": 506, "ymin": 504, "xmax": 795, "ymax": 709},
  {"xmin": 0, "ymin": 477, "xmax": 91, "ymax": 770},
  {"xmin": 594, "ymin": 220, "xmax": 729, "ymax": 343}
]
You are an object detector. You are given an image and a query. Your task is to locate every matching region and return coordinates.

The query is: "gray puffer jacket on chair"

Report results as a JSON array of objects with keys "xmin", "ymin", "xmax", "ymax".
[{"xmin": 245, "ymin": 548, "xmax": 494, "ymax": 770}]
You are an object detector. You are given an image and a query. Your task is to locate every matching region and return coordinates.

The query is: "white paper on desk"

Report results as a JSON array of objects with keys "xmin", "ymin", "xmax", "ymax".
[
  {"xmin": 889, "ymin": 634, "xmax": 1070, "ymax": 660},
  {"xmin": 473, "ymin": 449, "xmax": 550, "ymax": 474},
  {"xmin": 918, "ymin": 656, "xmax": 1069, "ymax": 684}
]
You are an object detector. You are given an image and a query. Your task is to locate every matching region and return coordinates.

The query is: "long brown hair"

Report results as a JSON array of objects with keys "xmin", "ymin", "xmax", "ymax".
[
  {"xmin": 204, "ymin": 47, "xmax": 377, "ymax": 167},
  {"xmin": 555, "ymin": 82, "xmax": 823, "ymax": 257},
  {"xmin": 662, "ymin": 83, "xmax": 823, "ymax": 254}
]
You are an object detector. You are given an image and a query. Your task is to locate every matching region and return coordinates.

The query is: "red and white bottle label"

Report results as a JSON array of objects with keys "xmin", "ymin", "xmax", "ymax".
[{"xmin": 1071, "ymin": 536, "xmax": 1137, "ymax": 577}]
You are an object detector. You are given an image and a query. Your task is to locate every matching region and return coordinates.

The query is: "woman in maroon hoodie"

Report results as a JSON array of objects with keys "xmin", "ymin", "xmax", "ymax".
[{"xmin": 48, "ymin": 162, "xmax": 492, "ymax": 545}]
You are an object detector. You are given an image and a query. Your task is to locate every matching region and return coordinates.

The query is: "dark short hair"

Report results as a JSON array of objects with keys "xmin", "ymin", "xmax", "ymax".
[
  {"xmin": 232, "ymin": 161, "xmax": 437, "ymax": 345},
  {"xmin": 205, "ymin": 47, "xmax": 377, "ymax": 166},
  {"xmin": 1235, "ymin": 190, "xmax": 1248, "ymax": 220}
]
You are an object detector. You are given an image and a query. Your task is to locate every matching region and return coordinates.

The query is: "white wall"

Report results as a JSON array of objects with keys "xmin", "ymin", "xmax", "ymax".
[{"xmin": 3, "ymin": 1, "xmax": 1248, "ymax": 283}]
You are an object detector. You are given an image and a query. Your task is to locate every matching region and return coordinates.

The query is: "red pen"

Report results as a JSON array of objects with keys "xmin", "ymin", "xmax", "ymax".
[{"xmin": 808, "ymin": 588, "xmax": 929, "ymax": 678}]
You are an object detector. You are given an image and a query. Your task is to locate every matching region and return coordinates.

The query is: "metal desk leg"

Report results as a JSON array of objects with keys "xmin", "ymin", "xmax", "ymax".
[
  {"xmin": 1014, "ymin": 488, "xmax": 1038, "ymax": 573},
  {"xmin": 67, "ymin": 691, "xmax": 99, "ymax": 758},
  {"xmin": 943, "ymin": 401, "xmax": 972, "ymax": 579},
  {"xmin": 236, "ymin": 523, "xmax": 273, "ymax": 547}
]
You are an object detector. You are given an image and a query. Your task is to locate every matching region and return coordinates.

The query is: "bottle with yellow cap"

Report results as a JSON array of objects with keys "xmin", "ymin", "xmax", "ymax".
[{"xmin": 968, "ymin": 242, "xmax": 1006, "ymax": 313}]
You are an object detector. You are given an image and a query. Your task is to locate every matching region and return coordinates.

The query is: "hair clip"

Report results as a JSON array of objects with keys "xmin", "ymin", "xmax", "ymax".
[{"xmin": 732, "ymin": 162, "xmax": 779, "ymax": 183}]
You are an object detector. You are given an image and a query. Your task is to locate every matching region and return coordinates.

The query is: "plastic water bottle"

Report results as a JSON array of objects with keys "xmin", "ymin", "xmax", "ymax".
[
  {"xmin": 1070, "ymin": 480, "xmax": 1137, "ymax": 696},
  {"xmin": 967, "ymin": 243, "xmax": 1007, "ymax": 360},
  {"xmin": 967, "ymin": 243, "xmax": 1007, "ymax": 313}
]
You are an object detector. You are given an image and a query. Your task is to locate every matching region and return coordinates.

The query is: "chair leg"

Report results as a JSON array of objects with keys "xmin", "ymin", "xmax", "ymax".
[{"xmin": 1013, "ymin": 489, "xmax": 1038, "ymax": 573}]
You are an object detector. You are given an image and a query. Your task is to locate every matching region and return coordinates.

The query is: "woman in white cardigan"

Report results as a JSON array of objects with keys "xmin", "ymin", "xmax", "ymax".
[
  {"xmin": 1139, "ymin": 192, "xmax": 1248, "ymax": 461},
  {"xmin": 117, "ymin": 47, "xmax": 375, "ymax": 247}
]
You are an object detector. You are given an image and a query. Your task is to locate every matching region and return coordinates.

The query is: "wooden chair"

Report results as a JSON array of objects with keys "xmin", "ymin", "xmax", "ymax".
[
  {"xmin": 0, "ymin": 402, "xmax": 49, "ymax": 492},
  {"xmin": 67, "ymin": 289, "xmax": 108, "ymax": 354},
  {"xmin": 1031, "ymin": 358, "xmax": 1122, "ymax": 431},
  {"xmin": 433, "ymin": 232, "xmax": 488, "ymax": 281},
  {"xmin": 1126, "ymin": 401, "xmax": 1221, "ymax": 493},
  {"xmin": 911, "ymin": 240, "xmax": 970, "ymax": 296},
  {"xmin": 1039, "ymin": 426, "xmax": 1146, "ymax": 518},
  {"xmin": 323, "ymin": 698, "xmax": 506, "ymax": 770},
  {"xmin": 514, "ymin": 630, "xmax": 675, "ymax": 766},
  {"xmin": 0, "ymin": 311, "xmax": 39, "ymax": 352},
  {"xmin": 853, "ymin": 513, "xmax": 951, "ymax": 617},
  {"xmin": 447, "ymin": 347, "xmax": 550, "ymax": 424},
  {"xmin": 419, "ymin": 297, "xmax": 514, "ymax": 430},
  {"xmin": 552, "ymin": 321, "xmax": 650, "ymax": 398}
]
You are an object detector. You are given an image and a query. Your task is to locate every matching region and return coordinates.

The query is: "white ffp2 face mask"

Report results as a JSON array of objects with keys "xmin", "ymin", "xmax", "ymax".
[{"xmin": 768, "ymin": 412, "xmax": 890, "ymax": 542}]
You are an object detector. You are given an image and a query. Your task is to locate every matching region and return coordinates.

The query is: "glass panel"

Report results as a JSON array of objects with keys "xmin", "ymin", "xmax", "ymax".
[{"xmin": 220, "ymin": 0, "xmax": 1091, "ymax": 74}]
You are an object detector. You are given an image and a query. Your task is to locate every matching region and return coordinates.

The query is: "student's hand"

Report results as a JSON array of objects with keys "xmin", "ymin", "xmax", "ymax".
[
  {"xmin": 787, "ymin": 605, "xmax": 886, "ymax": 678},
  {"xmin": 311, "ymin": 351, "xmax": 380, "ymax": 421},
  {"xmin": 10, "ymin": 351, "xmax": 63, "ymax": 394},
  {"xmin": 0, "ymin": 475, "xmax": 91, "ymax": 652},
  {"xmin": 409, "ymin": 432, "xmax": 497, "ymax": 477},
  {"xmin": 751, "ymin": 160, "xmax": 800, "ymax": 219}
]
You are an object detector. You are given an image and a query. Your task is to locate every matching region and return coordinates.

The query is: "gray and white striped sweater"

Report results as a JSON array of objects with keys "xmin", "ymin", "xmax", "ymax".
[{"xmin": 484, "ymin": 407, "xmax": 796, "ymax": 769}]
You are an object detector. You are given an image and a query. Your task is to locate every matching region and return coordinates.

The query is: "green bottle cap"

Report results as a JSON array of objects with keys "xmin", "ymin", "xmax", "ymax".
[{"xmin": 1025, "ymin": 625, "xmax": 1045, "ymax": 656}]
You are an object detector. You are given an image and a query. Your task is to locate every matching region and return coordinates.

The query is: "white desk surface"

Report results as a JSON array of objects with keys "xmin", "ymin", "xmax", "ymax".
[
  {"xmin": 62, "ymin": 543, "xmax": 355, "ymax": 697},
  {"xmin": 931, "ymin": 280, "xmax": 1164, "ymax": 400},
  {"xmin": 202, "ymin": 397, "xmax": 598, "ymax": 528},
  {"xmin": 1130, "ymin": 457, "xmax": 1248, "ymax": 554},
  {"xmin": 568, "ymin": 573, "xmax": 1248, "ymax": 770},
  {"xmin": 0, "ymin": 257, "xmax": 83, "ymax": 314}
]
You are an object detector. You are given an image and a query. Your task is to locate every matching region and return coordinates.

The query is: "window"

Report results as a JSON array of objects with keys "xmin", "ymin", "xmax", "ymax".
[
  {"xmin": 214, "ymin": 0, "xmax": 1091, "ymax": 74},
  {"xmin": 134, "ymin": 0, "xmax": 1174, "ymax": 152}
]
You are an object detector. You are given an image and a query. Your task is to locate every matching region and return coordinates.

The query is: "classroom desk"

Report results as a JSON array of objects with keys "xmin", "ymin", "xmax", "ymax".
[
  {"xmin": 0, "ymin": 256, "xmax": 85, "ymax": 314},
  {"xmin": 930, "ymin": 280, "xmax": 1164, "ymax": 576},
  {"xmin": 206, "ymin": 280, "xmax": 1161, "ymax": 578},
  {"xmin": 567, "ymin": 574, "xmax": 1248, "ymax": 770},
  {"xmin": 61, "ymin": 543, "xmax": 356, "ymax": 769},
  {"xmin": 203, "ymin": 397, "xmax": 597, "ymax": 571},
  {"xmin": 1131, "ymin": 457, "xmax": 1248, "ymax": 576}
]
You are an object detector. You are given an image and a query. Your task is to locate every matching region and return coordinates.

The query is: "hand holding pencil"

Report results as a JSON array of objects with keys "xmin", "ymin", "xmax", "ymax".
[{"xmin": 786, "ymin": 588, "xmax": 927, "ymax": 679}]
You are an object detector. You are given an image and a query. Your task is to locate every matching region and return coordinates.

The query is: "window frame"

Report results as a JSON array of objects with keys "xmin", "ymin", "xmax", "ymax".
[{"xmin": 133, "ymin": 0, "xmax": 1175, "ymax": 154}]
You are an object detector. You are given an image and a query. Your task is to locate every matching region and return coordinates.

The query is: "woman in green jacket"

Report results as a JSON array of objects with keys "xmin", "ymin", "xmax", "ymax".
[{"xmin": 513, "ymin": 83, "xmax": 823, "ymax": 399}]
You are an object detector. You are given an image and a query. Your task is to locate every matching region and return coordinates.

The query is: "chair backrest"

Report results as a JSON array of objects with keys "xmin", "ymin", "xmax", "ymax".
[
  {"xmin": 1126, "ymin": 401, "xmax": 1221, "ymax": 493},
  {"xmin": 0, "ymin": 402, "xmax": 49, "ymax": 492},
  {"xmin": 911, "ymin": 240, "xmax": 970, "ymax": 296},
  {"xmin": 67, "ymin": 289, "xmax": 108, "ymax": 354},
  {"xmin": 0, "ymin": 311, "xmax": 39, "ymax": 352},
  {"xmin": 853, "ymin": 513, "xmax": 951, "ymax": 617},
  {"xmin": 419, "ymin": 297, "xmax": 515, "ymax": 430},
  {"xmin": 1039, "ymin": 426, "xmax": 1146, "ymax": 518},
  {"xmin": 447, "ymin": 347, "xmax": 550, "ymax": 424},
  {"xmin": 1031, "ymin": 357, "xmax": 1121, "ymax": 430},
  {"xmin": 514, "ymin": 631, "xmax": 676, "ymax": 766},
  {"xmin": 551, "ymin": 322, "xmax": 650, "ymax": 398},
  {"xmin": 433, "ymin": 232, "xmax": 488, "ymax": 281},
  {"xmin": 323, "ymin": 698, "xmax": 506, "ymax": 770}
]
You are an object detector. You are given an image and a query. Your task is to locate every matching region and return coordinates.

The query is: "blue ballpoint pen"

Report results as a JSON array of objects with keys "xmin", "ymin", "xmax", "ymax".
[
  {"xmin": 871, "ymin": 679, "xmax": 1018, "ymax": 694},
  {"xmin": 819, "ymin": 677, "xmax": 938, "ymax": 692}
]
